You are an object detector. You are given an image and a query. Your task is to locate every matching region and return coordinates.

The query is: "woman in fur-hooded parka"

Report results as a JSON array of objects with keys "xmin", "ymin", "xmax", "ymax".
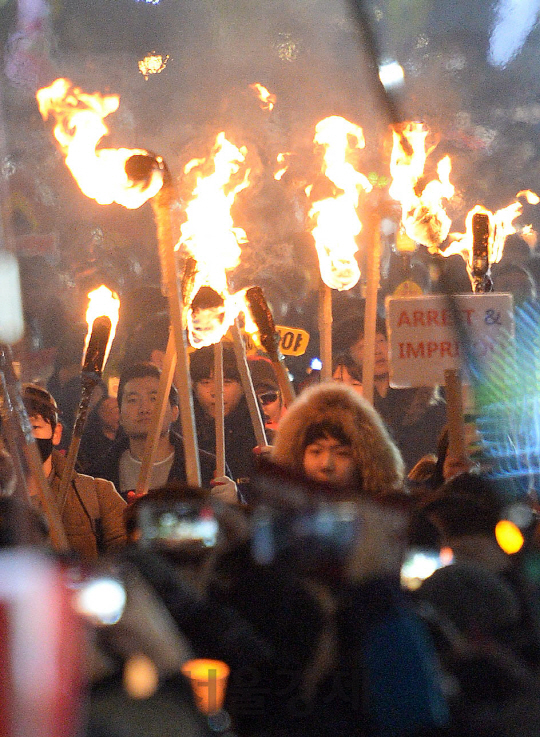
[{"xmin": 272, "ymin": 382, "xmax": 405, "ymax": 498}]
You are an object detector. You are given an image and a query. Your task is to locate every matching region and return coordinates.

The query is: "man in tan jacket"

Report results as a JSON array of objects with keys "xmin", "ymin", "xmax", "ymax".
[{"xmin": 23, "ymin": 384, "xmax": 127, "ymax": 560}]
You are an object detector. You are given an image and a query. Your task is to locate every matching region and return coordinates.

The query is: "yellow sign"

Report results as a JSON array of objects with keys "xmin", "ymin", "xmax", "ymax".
[
  {"xmin": 393, "ymin": 280, "xmax": 423, "ymax": 297},
  {"xmin": 276, "ymin": 325, "xmax": 310, "ymax": 355},
  {"xmin": 239, "ymin": 325, "xmax": 310, "ymax": 357}
]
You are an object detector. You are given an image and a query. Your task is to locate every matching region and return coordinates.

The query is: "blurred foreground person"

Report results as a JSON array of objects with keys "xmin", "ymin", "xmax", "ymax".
[
  {"xmin": 272, "ymin": 382, "xmax": 404, "ymax": 497},
  {"xmin": 114, "ymin": 474, "xmax": 449, "ymax": 737},
  {"xmin": 22, "ymin": 384, "xmax": 127, "ymax": 560},
  {"xmin": 410, "ymin": 472, "xmax": 540, "ymax": 736}
]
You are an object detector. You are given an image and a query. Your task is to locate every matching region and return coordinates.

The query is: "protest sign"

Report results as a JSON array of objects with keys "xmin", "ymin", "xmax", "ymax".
[{"xmin": 386, "ymin": 293, "xmax": 514, "ymax": 388}]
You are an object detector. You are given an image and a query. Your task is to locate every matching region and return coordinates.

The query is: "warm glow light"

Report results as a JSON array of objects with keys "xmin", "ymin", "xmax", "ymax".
[
  {"xmin": 84, "ymin": 285, "xmax": 120, "ymax": 369},
  {"xmin": 495, "ymin": 519, "xmax": 524, "ymax": 554},
  {"xmin": 389, "ymin": 123, "xmax": 455, "ymax": 251},
  {"xmin": 249, "ymin": 83, "xmax": 276, "ymax": 111},
  {"xmin": 36, "ymin": 78, "xmax": 164, "ymax": 208},
  {"xmin": 181, "ymin": 659, "xmax": 230, "ymax": 714},
  {"xmin": 442, "ymin": 192, "xmax": 539, "ymax": 287},
  {"xmin": 123, "ymin": 655, "xmax": 160, "ymax": 699},
  {"xmin": 307, "ymin": 116, "xmax": 372, "ymax": 291},
  {"xmin": 439, "ymin": 546, "xmax": 454, "ymax": 565},
  {"xmin": 176, "ymin": 133, "xmax": 254, "ymax": 347}
]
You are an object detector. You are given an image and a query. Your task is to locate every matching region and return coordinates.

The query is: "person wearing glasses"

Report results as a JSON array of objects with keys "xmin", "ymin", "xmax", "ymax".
[{"xmin": 248, "ymin": 356, "xmax": 285, "ymax": 434}]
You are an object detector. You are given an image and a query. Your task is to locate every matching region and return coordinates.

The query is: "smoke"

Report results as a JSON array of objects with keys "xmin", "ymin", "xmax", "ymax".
[{"xmin": 3, "ymin": 0, "xmax": 540, "ymax": 376}]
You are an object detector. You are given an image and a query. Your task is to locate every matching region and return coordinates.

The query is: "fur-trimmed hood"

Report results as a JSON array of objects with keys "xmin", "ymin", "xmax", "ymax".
[{"xmin": 272, "ymin": 382, "xmax": 405, "ymax": 497}]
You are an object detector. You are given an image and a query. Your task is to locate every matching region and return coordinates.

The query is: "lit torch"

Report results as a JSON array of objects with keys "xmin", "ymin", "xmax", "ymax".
[
  {"xmin": 36, "ymin": 78, "xmax": 163, "ymax": 208},
  {"xmin": 176, "ymin": 132, "xmax": 271, "ymax": 463},
  {"xmin": 36, "ymin": 78, "xmax": 201, "ymax": 487},
  {"xmin": 57, "ymin": 286, "xmax": 120, "ymax": 512},
  {"xmin": 389, "ymin": 122, "xmax": 455, "ymax": 253},
  {"xmin": 176, "ymin": 132, "xmax": 251, "ymax": 347},
  {"xmin": 441, "ymin": 191, "xmax": 539, "ymax": 292},
  {"xmin": 306, "ymin": 116, "xmax": 372, "ymax": 380}
]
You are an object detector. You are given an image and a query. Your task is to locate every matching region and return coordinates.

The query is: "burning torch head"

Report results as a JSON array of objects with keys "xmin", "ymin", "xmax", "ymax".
[
  {"xmin": 469, "ymin": 211, "xmax": 492, "ymax": 293},
  {"xmin": 246, "ymin": 286, "xmax": 279, "ymax": 355},
  {"xmin": 471, "ymin": 212, "xmax": 490, "ymax": 279},
  {"xmin": 188, "ymin": 287, "xmax": 226, "ymax": 348},
  {"xmin": 124, "ymin": 153, "xmax": 165, "ymax": 188},
  {"xmin": 83, "ymin": 315, "xmax": 113, "ymax": 376}
]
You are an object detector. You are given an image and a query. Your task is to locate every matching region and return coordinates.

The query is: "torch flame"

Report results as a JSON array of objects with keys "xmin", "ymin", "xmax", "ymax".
[
  {"xmin": 517, "ymin": 190, "xmax": 540, "ymax": 205},
  {"xmin": 176, "ymin": 132, "xmax": 252, "ymax": 347},
  {"xmin": 36, "ymin": 78, "xmax": 163, "ymax": 209},
  {"xmin": 389, "ymin": 123, "xmax": 455, "ymax": 251},
  {"xmin": 83, "ymin": 285, "xmax": 120, "ymax": 370},
  {"xmin": 274, "ymin": 152, "xmax": 290, "ymax": 181},
  {"xmin": 307, "ymin": 116, "xmax": 372, "ymax": 291},
  {"xmin": 249, "ymin": 83, "xmax": 276, "ymax": 111},
  {"xmin": 441, "ymin": 192, "xmax": 539, "ymax": 287}
]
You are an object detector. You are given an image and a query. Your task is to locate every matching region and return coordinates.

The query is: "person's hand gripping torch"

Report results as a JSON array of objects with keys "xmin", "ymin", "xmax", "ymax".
[{"xmin": 57, "ymin": 286, "xmax": 120, "ymax": 513}]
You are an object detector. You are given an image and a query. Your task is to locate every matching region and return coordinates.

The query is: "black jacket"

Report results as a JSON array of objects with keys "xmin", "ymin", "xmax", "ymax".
[
  {"xmin": 193, "ymin": 395, "xmax": 258, "ymax": 486},
  {"xmin": 94, "ymin": 429, "xmax": 218, "ymax": 499}
]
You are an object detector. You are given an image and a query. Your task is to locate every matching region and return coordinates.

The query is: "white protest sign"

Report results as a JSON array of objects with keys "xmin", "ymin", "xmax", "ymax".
[{"xmin": 386, "ymin": 293, "xmax": 514, "ymax": 388}]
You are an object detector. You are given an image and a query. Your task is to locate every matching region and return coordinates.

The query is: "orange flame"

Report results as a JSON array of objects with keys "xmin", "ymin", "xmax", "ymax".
[
  {"xmin": 36, "ymin": 78, "xmax": 163, "ymax": 209},
  {"xmin": 83, "ymin": 285, "xmax": 120, "ymax": 369},
  {"xmin": 274, "ymin": 152, "xmax": 290, "ymax": 181},
  {"xmin": 389, "ymin": 123, "xmax": 455, "ymax": 252},
  {"xmin": 249, "ymin": 83, "xmax": 276, "ymax": 111},
  {"xmin": 176, "ymin": 132, "xmax": 254, "ymax": 347},
  {"xmin": 138, "ymin": 53, "xmax": 170, "ymax": 80},
  {"xmin": 307, "ymin": 116, "xmax": 372, "ymax": 291},
  {"xmin": 441, "ymin": 192, "xmax": 539, "ymax": 285}
]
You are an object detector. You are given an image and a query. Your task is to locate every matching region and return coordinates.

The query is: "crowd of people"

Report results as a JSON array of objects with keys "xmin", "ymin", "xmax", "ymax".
[{"xmin": 3, "ymin": 237, "xmax": 540, "ymax": 736}]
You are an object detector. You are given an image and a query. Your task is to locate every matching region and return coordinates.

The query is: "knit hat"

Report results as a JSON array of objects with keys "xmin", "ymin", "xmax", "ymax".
[
  {"xmin": 248, "ymin": 358, "xmax": 279, "ymax": 393},
  {"xmin": 189, "ymin": 344, "xmax": 241, "ymax": 383},
  {"xmin": 22, "ymin": 384, "xmax": 59, "ymax": 429}
]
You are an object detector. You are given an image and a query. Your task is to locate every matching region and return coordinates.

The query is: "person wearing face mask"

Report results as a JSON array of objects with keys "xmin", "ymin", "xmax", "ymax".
[{"xmin": 22, "ymin": 384, "xmax": 127, "ymax": 560}]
